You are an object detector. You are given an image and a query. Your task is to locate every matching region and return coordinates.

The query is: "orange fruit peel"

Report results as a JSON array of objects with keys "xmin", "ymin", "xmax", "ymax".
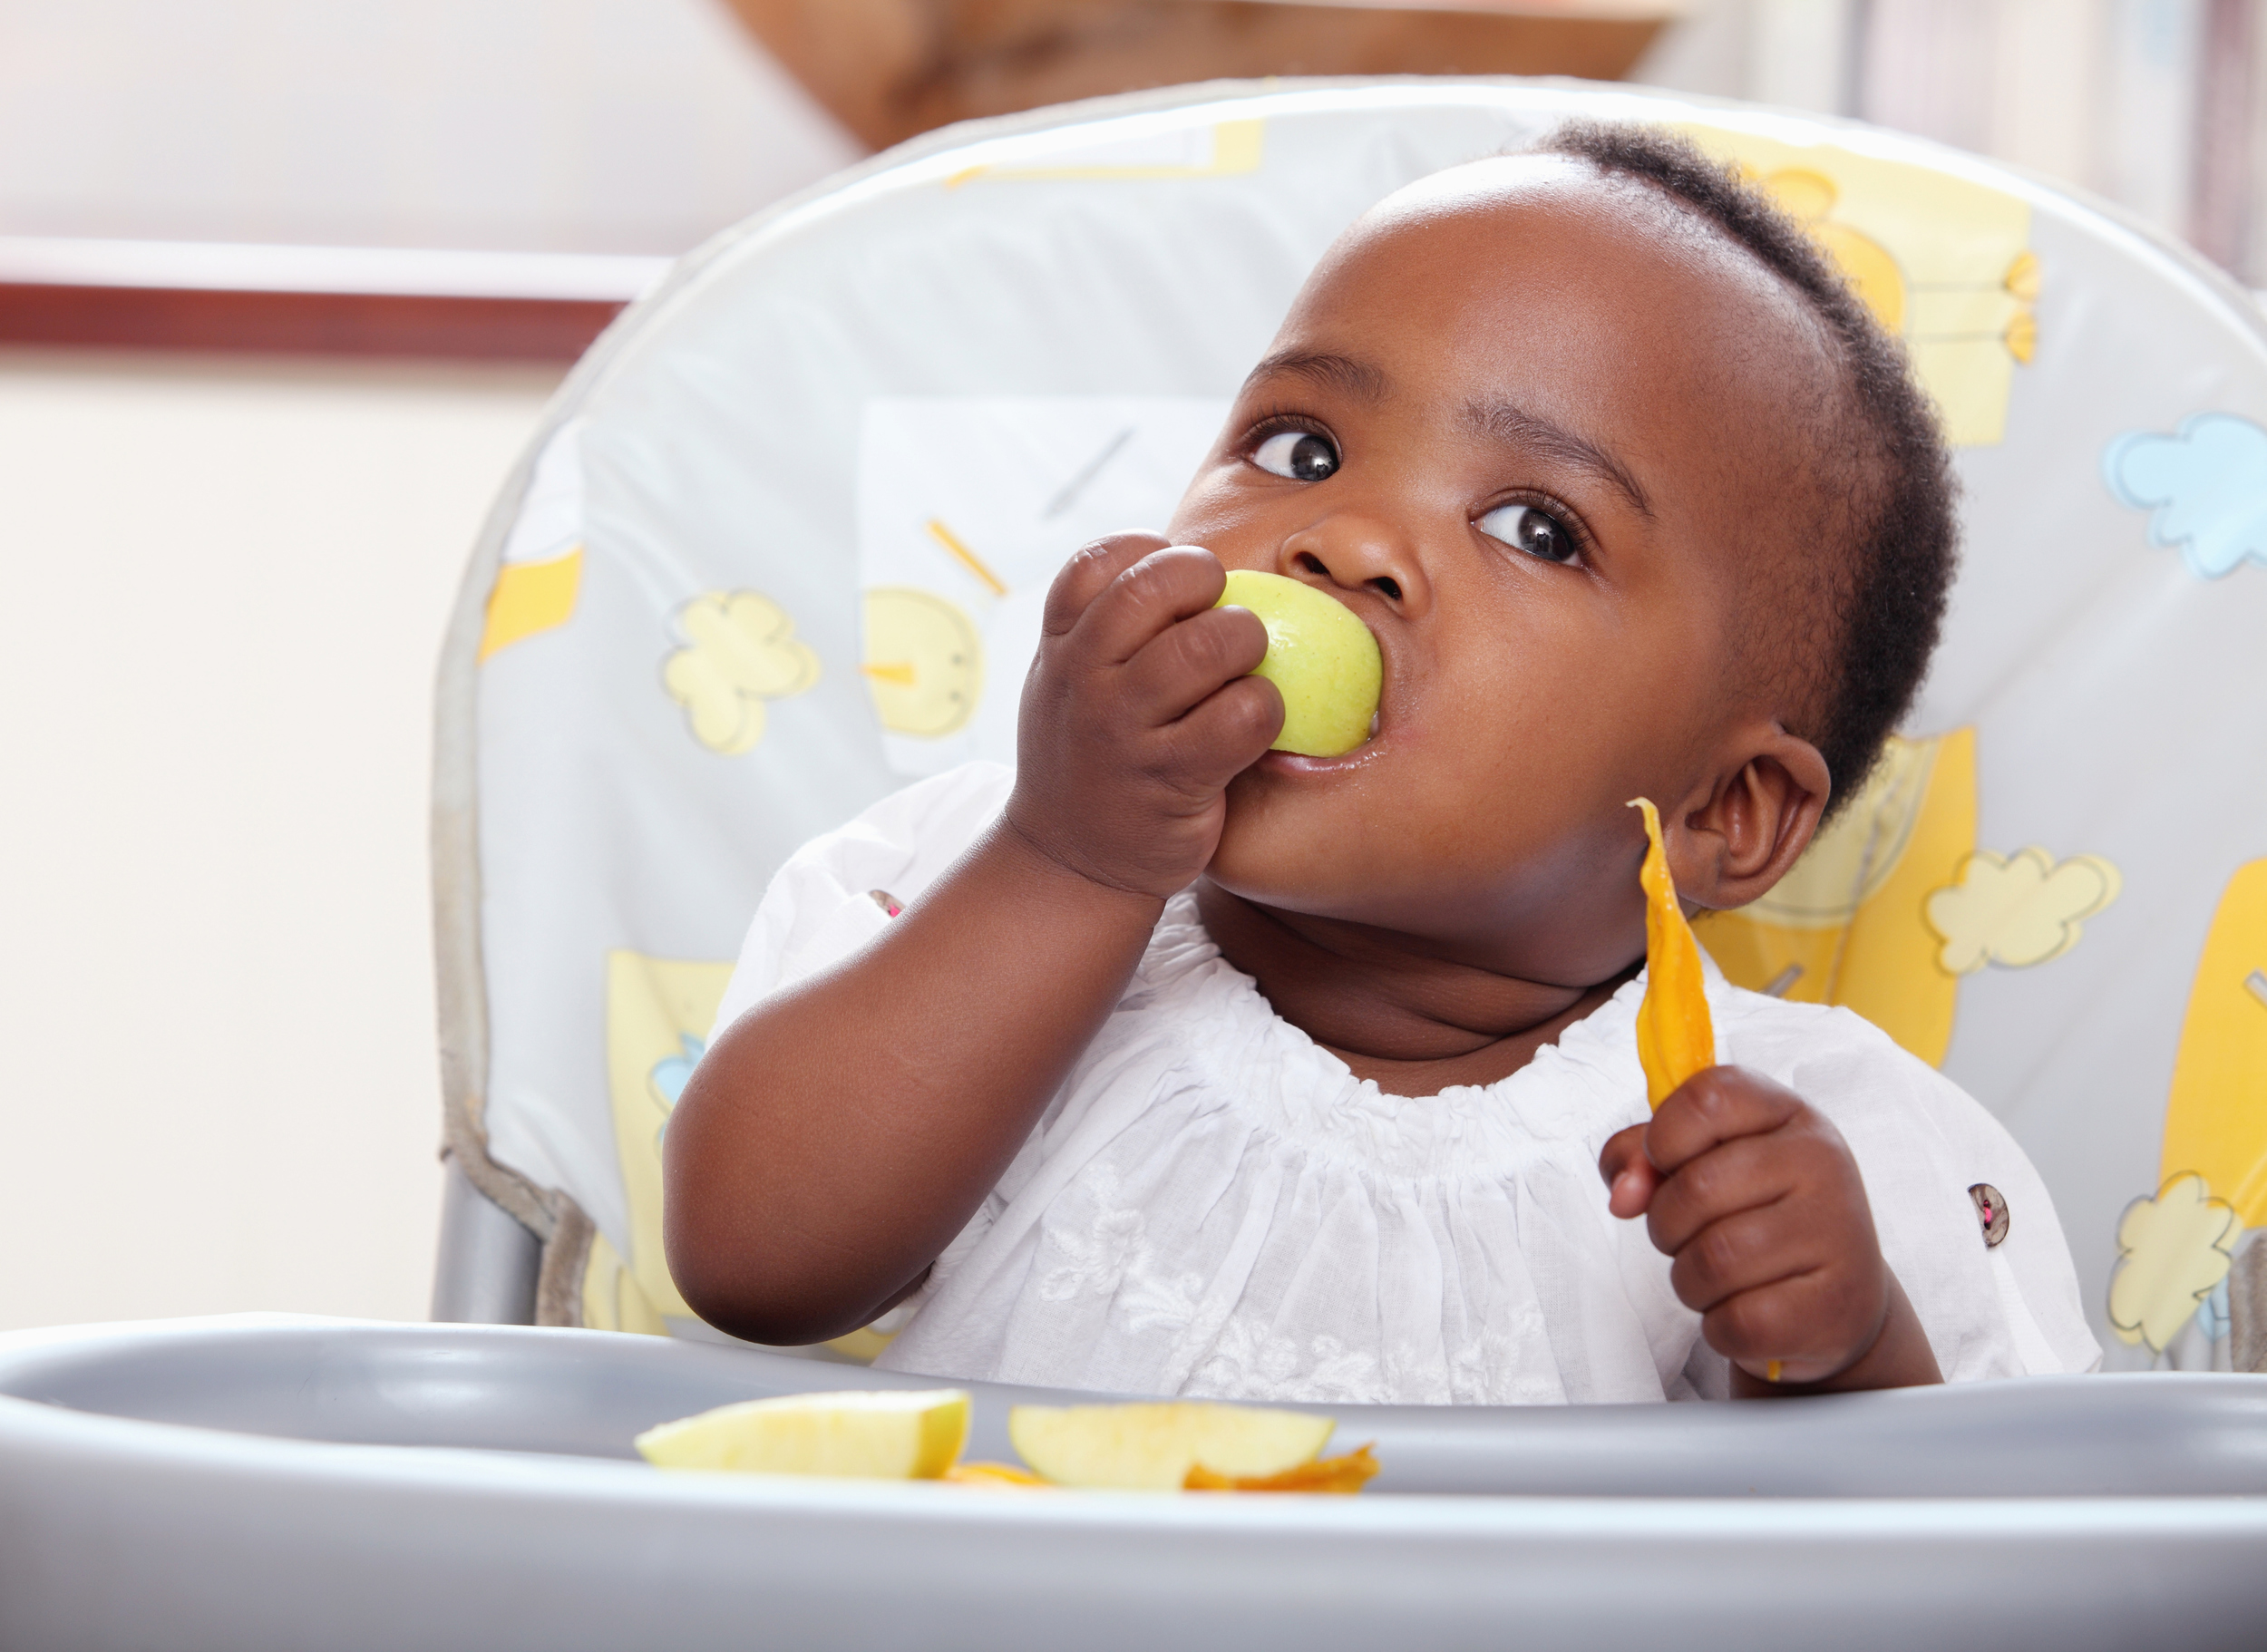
[
  {"xmin": 1183, "ymin": 1444, "xmax": 1380, "ymax": 1494},
  {"xmin": 943, "ymin": 1460, "xmax": 1056, "ymax": 1490}
]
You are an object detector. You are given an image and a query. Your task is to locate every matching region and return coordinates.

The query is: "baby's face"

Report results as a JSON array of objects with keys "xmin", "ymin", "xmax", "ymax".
[{"xmin": 1168, "ymin": 157, "xmax": 1836, "ymax": 981}]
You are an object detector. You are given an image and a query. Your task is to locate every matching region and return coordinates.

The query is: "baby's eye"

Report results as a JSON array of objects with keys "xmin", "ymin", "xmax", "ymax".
[
  {"xmin": 1477, "ymin": 502, "xmax": 1578, "ymax": 565},
  {"xmin": 1251, "ymin": 429, "xmax": 1339, "ymax": 481}
]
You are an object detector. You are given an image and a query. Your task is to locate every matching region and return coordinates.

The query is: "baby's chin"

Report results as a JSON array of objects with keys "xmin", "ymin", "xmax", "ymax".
[
  {"xmin": 1202, "ymin": 766, "xmax": 1407, "ymax": 918},
  {"xmin": 1204, "ymin": 758, "xmax": 1643, "ymax": 953}
]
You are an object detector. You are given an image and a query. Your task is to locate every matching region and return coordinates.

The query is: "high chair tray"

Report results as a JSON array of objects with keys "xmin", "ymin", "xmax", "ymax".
[{"xmin": 2, "ymin": 1315, "xmax": 2262, "ymax": 1650}]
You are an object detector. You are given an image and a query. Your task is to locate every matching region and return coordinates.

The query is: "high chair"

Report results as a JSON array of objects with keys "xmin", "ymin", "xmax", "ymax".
[
  {"xmin": 433, "ymin": 74, "xmax": 2267, "ymax": 1377},
  {"xmin": 6, "ymin": 74, "xmax": 2267, "ymax": 1652}
]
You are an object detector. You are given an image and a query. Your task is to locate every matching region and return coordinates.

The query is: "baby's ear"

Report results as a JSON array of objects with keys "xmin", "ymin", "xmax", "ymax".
[{"xmin": 1675, "ymin": 728, "xmax": 1830, "ymax": 909}]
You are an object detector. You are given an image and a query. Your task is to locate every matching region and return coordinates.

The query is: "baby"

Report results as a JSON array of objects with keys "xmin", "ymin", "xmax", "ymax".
[{"xmin": 666, "ymin": 122, "xmax": 2098, "ymax": 1404}]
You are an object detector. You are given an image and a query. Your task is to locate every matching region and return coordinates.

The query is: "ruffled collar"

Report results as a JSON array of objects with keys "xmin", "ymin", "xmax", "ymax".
[{"xmin": 1116, "ymin": 891, "xmax": 1739, "ymax": 1181}]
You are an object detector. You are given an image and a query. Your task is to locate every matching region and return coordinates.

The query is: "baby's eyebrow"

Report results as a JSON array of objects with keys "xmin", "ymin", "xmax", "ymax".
[
  {"xmin": 1242, "ymin": 349, "xmax": 1390, "ymax": 403},
  {"xmin": 1464, "ymin": 398, "xmax": 1654, "ymax": 520}
]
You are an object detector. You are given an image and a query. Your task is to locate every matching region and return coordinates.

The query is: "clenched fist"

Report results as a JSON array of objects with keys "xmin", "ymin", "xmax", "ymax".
[
  {"xmin": 1007, "ymin": 533, "xmax": 1284, "ymax": 900},
  {"xmin": 1598, "ymin": 1066, "xmax": 1943, "ymax": 1394}
]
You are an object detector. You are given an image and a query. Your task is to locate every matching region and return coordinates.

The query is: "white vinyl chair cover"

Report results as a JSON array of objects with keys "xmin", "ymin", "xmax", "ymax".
[{"xmin": 436, "ymin": 76, "xmax": 2267, "ymax": 1374}]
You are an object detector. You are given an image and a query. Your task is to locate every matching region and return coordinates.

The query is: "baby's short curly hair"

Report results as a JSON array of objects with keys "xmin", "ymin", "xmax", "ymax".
[{"xmin": 1535, "ymin": 121, "xmax": 1960, "ymax": 817}]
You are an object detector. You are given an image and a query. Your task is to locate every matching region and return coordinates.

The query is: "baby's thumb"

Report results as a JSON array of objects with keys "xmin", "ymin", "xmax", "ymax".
[{"xmin": 1598, "ymin": 1123, "xmax": 1660, "ymax": 1219}]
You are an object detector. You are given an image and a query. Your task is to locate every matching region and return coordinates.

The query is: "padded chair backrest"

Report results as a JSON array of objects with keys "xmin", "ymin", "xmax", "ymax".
[{"xmin": 438, "ymin": 77, "xmax": 2267, "ymax": 1371}]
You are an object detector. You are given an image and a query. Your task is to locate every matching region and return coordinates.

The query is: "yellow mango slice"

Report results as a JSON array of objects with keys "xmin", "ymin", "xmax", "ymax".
[
  {"xmin": 1007, "ymin": 1401, "xmax": 1336, "ymax": 1491},
  {"xmin": 636, "ymin": 1388, "xmax": 969, "ymax": 1479},
  {"xmin": 1630, "ymin": 797, "xmax": 1716, "ymax": 1111}
]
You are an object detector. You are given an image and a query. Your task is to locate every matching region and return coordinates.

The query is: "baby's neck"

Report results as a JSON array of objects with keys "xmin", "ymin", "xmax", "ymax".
[{"xmin": 1195, "ymin": 883, "xmax": 1637, "ymax": 1098}]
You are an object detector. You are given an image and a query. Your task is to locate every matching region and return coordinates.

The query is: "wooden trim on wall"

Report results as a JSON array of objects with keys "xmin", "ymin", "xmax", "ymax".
[
  {"xmin": 0, "ymin": 284, "xmax": 629, "ymax": 361},
  {"xmin": 724, "ymin": 0, "xmax": 1669, "ymax": 149},
  {"xmin": 0, "ymin": 240, "xmax": 671, "ymax": 361}
]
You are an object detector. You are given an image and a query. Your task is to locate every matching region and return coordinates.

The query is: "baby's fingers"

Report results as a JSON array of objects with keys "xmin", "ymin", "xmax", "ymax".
[
  {"xmin": 1644, "ymin": 1066, "xmax": 1805, "ymax": 1175},
  {"xmin": 1665, "ymin": 1199, "xmax": 1812, "ymax": 1314},
  {"xmin": 1700, "ymin": 1269, "xmax": 1883, "ymax": 1386},
  {"xmin": 1161, "ymin": 675, "xmax": 1284, "ymax": 793},
  {"xmin": 1598, "ymin": 1124, "xmax": 1661, "ymax": 1218},
  {"xmin": 1042, "ymin": 533, "xmax": 1173, "ymax": 639},
  {"xmin": 1642, "ymin": 1133, "xmax": 1788, "ymax": 1256},
  {"xmin": 1070, "ymin": 546, "xmax": 1230, "ymax": 666},
  {"xmin": 1121, "ymin": 604, "xmax": 1270, "ymax": 724}
]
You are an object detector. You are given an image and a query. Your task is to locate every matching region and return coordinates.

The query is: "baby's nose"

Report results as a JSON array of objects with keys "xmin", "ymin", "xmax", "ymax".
[{"xmin": 1279, "ymin": 517, "xmax": 1427, "ymax": 615}]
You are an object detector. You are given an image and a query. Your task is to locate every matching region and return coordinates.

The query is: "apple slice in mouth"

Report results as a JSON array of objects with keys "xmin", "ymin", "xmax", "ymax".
[{"xmin": 1213, "ymin": 570, "xmax": 1381, "ymax": 758}]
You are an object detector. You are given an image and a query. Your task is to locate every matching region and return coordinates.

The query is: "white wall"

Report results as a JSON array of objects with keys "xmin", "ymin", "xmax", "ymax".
[
  {"xmin": 0, "ymin": 0, "xmax": 861, "ymax": 254},
  {"xmin": 0, "ymin": 0, "xmax": 858, "ymax": 1334},
  {"xmin": 0, "ymin": 351, "xmax": 560, "ymax": 1330}
]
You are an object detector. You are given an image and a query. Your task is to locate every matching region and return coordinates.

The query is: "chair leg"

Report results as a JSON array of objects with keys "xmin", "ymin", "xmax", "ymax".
[
  {"xmin": 432, "ymin": 1158, "xmax": 541, "ymax": 1325},
  {"xmin": 2233, "ymin": 1234, "xmax": 2267, "ymax": 1374}
]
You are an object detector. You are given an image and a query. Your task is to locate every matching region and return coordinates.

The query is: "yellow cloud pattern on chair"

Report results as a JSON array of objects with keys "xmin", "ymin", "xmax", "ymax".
[
  {"xmin": 664, "ymin": 591, "xmax": 822, "ymax": 754},
  {"xmin": 1682, "ymin": 127, "xmax": 2035, "ymax": 445},
  {"xmin": 1925, "ymin": 848, "xmax": 2121, "ymax": 975},
  {"xmin": 2107, "ymin": 1174, "xmax": 2238, "ymax": 1350},
  {"xmin": 1694, "ymin": 728, "xmax": 1975, "ymax": 1066},
  {"xmin": 2160, "ymin": 860, "xmax": 2267, "ymax": 1227},
  {"xmin": 479, "ymin": 547, "xmax": 584, "ymax": 663}
]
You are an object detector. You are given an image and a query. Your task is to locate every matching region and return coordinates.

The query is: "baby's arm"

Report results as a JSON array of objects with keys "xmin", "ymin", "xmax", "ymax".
[
  {"xmin": 665, "ymin": 534, "xmax": 1279, "ymax": 1346},
  {"xmin": 1599, "ymin": 1068, "xmax": 1944, "ymax": 1395}
]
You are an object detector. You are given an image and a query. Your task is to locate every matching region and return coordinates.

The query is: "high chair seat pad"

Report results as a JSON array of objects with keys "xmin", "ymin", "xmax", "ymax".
[{"xmin": 443, "ymin": 76, "xmax": 2267, "ymax": 1370}]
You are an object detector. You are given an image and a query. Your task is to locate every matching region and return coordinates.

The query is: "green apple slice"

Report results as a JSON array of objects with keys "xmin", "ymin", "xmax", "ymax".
[
  {"xmin": 636, "ymin": 1387, "xmax": 970, "ymax": 1478},
  {"xmin": 1007, "ymin": 1400, "xmax": 1336, "ymax": 1490},
  {"xmin": 1213, "ymin": 569, "xmax": 1382, "ymax": 757}
]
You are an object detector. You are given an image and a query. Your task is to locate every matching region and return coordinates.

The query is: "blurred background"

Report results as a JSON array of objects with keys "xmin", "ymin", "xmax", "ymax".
[{"xmin": 1, "ymin": 0, "xmax": 2258, "ymax": 1334}]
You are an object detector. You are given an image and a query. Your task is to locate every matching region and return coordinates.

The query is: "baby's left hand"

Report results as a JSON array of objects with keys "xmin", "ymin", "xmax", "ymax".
[{"xmin": 1597, "ymin": 1066, "xmax": 1942, "ymax": 1394}]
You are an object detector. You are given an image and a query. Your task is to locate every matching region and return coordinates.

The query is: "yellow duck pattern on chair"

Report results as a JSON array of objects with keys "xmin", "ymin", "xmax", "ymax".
[{"xmin": 1680, "ymin": 126, "xmax": 2037, "ymax": 448}]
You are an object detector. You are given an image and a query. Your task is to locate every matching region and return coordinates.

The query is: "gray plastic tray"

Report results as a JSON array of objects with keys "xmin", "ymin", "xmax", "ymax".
[{"xmin": 3, "ymin": 1315, "xmax": 2263, "ymax": 1650}]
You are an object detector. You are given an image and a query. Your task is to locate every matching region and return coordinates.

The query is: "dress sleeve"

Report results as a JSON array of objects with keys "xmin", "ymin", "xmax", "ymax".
[
  {"xmin": 707, "ymin": 761, "xmax": 1016, "ymax": 1039},
  {"xmin": 1746, "ymin": 1000, "xmax": 2103, "ymax": 1381},
  {"xmin": 1892, "ymin": 1045, "xmax": 2104, "ymax": 1377}
]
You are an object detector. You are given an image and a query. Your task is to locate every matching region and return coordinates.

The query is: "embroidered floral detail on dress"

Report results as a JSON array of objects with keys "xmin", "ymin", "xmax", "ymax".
[
  {"xmin": 1033, "ymin": 1164, "xmax": 1206, "ymax": 1336},
  {"xmin": 1188, "ymin": 1321, "xmax": 1395, "ymax": 1404},
  {"xmin": 1035, "ymin": 1202, "xmax": 1150, "ymax": 1304}
]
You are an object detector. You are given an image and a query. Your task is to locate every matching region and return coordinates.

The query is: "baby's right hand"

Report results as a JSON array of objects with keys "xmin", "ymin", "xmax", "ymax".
[{"xmin": 1007, "ymin": 533, "xmax": 1282, "ymax": 899}]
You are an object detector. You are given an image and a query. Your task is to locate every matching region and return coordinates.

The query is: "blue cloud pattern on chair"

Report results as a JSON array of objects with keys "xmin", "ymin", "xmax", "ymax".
[
  {"xmin": 651, "ymin": 1034, "xmax": 703, "ymax": 1106},
  {"xmin": 649, "ymin": 1033, "xmax": 704, "ymax": 1146},
  {"xmin": 2104, "ymin": 413, "xmax": 2267, "ymax": 578}
]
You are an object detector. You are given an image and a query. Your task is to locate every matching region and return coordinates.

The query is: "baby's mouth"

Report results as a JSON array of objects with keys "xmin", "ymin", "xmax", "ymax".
[{"xmin": 1260, "ymin": 704, "xmax": 1386, "ymax": 774}]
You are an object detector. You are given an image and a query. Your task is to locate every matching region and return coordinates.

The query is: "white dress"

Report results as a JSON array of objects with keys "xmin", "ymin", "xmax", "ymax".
[{"xmin": 713, "ymin": 763, "xmax": 2102, "ymax": 1404}]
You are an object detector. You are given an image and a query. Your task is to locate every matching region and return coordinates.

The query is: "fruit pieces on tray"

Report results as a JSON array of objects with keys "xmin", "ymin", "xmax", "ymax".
[
  {"xmin": 1010, "ymin": 1399, "xmax": 1356, "ymax": 1491},
  {"xmin": 634, "ymin": 1387, "xmax": 969, "ymax": 1478},
  {"xmin": 636, "ymin": 1392, "xmax": 1377, "ymax": 1493},
  {"xmin": 1629, "ymin": 795, "xmax": 1715, "ymax": 1113}
]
